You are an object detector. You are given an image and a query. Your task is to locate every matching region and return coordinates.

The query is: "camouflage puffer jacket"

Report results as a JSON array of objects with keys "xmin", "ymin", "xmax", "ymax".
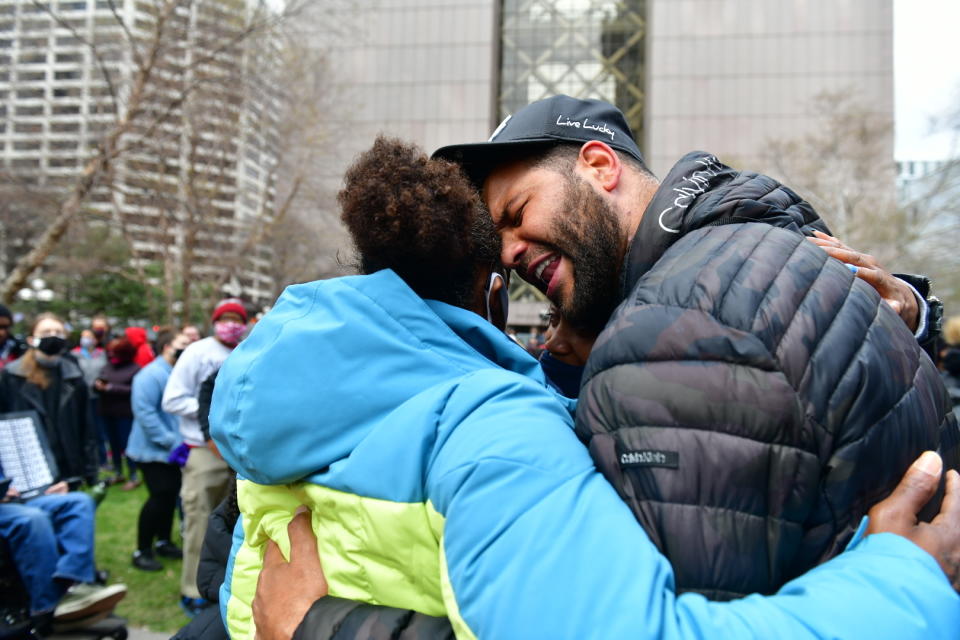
[{"xmin": 576, "ymin": 153, "xmax": 959, "ymax": 600}]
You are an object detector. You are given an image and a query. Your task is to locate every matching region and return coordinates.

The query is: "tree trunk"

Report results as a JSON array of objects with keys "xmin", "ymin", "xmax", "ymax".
[{"xmin": 0, "ymin": 156, "xmax": 104, "ymax": 304}]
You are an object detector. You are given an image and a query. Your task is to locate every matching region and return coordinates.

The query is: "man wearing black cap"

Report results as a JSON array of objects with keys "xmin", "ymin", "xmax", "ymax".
[
  {"xmin": 432, "ymin": 95, "xmax": 960, "ymax": 609},
  {"xmin": 435, "ymin": 95, "xmax": 938, "ymax": 340}
]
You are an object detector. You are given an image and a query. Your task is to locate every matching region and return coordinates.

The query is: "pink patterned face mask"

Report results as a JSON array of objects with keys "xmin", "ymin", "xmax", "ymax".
[{"xmin": 214, "ymin": 321, "xmax": 246, "ymax": 346}]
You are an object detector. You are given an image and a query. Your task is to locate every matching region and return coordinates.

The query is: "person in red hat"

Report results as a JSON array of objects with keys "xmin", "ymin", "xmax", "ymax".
[{"xmin": 161, "ymin": 298, "xmax": 247, "ymax": 617}]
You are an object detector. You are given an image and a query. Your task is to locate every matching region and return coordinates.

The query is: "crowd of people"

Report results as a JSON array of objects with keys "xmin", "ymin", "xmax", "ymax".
[
  {"xmin": 0, "ymin": 300, "xmax": 254, "ymax": 634},
  {"xmin": 2, "ymin": 94, "xmax": 960, "ymax": 640}
]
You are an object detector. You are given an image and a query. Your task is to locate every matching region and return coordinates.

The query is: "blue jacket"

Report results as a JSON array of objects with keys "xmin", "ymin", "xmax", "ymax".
[
  {"xmin": 211, "ymin": 269, "xmax": 959, "ymax": 640},
  {"xmin": 127, "ymin": 357, "xmax": 181, "ymax": 463}
]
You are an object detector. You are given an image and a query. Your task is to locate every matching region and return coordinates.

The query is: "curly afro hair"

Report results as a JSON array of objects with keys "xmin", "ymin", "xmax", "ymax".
[{"xmin": 338, "ymin": 136, "xmax": 500, "ymax": 307}]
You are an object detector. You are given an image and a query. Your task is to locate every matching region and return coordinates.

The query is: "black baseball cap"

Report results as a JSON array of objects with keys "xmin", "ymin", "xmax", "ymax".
[{"xmin": 433, "ymin": 95, "xmax": 644, "ymax": 188}]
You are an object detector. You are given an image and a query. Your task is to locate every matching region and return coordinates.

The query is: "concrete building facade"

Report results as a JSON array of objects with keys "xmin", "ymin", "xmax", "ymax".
[{"xmin": 645, "ymin": 0, "xmax": 894, "ymax": 176}]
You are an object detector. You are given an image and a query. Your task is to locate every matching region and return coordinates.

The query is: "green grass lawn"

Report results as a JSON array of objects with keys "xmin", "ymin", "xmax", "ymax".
[{"xmin": 93, "ymin": 481, "xmax": 188, "ymax": 633}]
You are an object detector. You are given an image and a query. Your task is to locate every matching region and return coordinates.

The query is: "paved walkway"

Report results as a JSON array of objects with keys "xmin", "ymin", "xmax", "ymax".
[
  {"xmin": 129, "ymin": 627, "xmax": 171, "ymax": 640},
  {"xmin": 51, "ymin": 623, "xmax": 172, "ymax": 640}
]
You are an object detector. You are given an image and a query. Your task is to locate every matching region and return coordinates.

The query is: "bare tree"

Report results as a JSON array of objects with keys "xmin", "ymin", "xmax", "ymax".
[
  {"xmin": 0, "ymin": 0, "xmax": 331, "ymax": 310},
  {"xmin": 764, "ymin": 90, "xmax": 960, "ymax": 311}
]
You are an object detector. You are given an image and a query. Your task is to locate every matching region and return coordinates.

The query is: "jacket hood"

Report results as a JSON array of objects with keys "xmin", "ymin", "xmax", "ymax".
[
  {"xmin": 622, "ymin": 151, "xmax": 824, "ymax": 297},
  {"xmin": 124, "ymin": 327, "xmax": 147, "ymax": 347},
  {"xmin": 210, "ymin": 269, "xmax": 549, "ymax": 485}
]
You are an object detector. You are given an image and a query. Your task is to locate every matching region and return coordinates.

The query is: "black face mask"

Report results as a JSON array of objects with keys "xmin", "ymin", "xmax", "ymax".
[
  {"xmin": 36, "ymin": 336, "xmax": 67, "ymax": 356},
  {"xmin": 173, "ymin": 348, "xmax": 185, "ymax": 361}
]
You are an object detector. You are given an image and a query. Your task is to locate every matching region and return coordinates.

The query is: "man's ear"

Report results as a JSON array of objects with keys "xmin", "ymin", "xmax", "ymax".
[
  {"xmin": 487, "ymin": 274, "xmax": 508, "ymax": 331},
  {"xmin": 577, "ymin": 141, "xmax": 621, "ymax": 192}
]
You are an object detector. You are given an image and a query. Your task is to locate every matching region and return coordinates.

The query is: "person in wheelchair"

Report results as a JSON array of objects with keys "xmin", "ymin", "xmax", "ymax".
[
  {"xmin": 0, "ymin": 466, "xmax": 127, "ymax": 634},
  {"xmin": 0, "ymin": 312, "xmax": 128, "ymax": 636}
]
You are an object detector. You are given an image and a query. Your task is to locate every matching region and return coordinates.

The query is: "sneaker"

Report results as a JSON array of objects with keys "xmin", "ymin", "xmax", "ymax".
[
  {"xmin": 154, "ymin": 540, "xmax": 183, "ymax": 559},
  {"xmin": 51, "ymin": 608, "xmax": 111, "ymax": 633},
  {"xmin": 104, "ymin": 475, "xmax": 125, "ymax": 487},
  {"xmin": 179, "ymin": 596, "xmax": 208, "ymax": 619},
  {"xmin": 53, "ymin": 583, "xmax": 127, "ymax": 622},
  {"xmin": 30, "ymin": 611, "xmax": 54, "ymax": 637},
  {"xmin": 132, "ymin": 550, "xmax": 162, "ymax": 572}
]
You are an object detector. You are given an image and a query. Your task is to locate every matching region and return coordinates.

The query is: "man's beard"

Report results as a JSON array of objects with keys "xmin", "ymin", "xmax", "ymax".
[{"xmin": 552, "ymin": 175, "xmax": 625, "ymax": 335}]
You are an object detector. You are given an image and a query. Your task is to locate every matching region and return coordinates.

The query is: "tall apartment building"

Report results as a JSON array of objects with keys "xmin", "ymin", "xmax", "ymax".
[{"xmin": 0, "ymin": 0, "xmax": 279, "ymax": 307}]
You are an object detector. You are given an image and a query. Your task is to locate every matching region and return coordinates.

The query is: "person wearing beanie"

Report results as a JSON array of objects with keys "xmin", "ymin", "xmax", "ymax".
[
  {"xmin": 161, "ymin": 298, "xmax": 246, "ymax": 617},
  {"xmin": 0, "ymin": 304, "xmax": 25, "ymax": 368}
]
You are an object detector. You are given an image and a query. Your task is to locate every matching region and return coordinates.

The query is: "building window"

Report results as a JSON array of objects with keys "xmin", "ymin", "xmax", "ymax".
[
  {"xmin": 19, "ymin": 19, "xmax": 51, "ymax": 31},
  {"xmin": 18, "ymin": 52, "xmax": 47, "ymax": 64},
  {"xmin": 13, "ymin": 140, "xmax": 41, "ymax": 151},
  {"xmin": 15, "ymin": 105, "xmax": 44, "ymax": 116},
  {"xmin": 54, "ymin": 87, "xmax": 82, "ymax": 98},
  {"xmin": 16, "ymin": 88, "xmax": 45, "ymax": 99}
]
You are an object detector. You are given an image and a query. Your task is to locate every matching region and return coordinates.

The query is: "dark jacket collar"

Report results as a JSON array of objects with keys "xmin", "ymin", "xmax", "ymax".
[
  {"xmin": 6, "ymin": 354, "xmax": 84, "ymax": 381},
  {"xmin": 621, "ymin": 151, "xmax": 735, "ymax": 298}
]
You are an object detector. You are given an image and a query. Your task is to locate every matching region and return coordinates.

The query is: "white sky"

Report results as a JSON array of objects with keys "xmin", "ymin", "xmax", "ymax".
[{"xmin": 894, "ymin": 0, "xmax": 959, "ymax": 160}]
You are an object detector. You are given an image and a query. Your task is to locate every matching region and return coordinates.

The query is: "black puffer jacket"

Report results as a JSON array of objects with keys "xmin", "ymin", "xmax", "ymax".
[
  {"xmin": 576, "ymin": 152, "xmax": 960, "ymax": 600},
  {"xmin": 173, "ymin": 491, "xmax": 236, "ymax": 640},
  {"xmin": 0, "ymin": 356, "xmax": 98, "ymax": 485}
]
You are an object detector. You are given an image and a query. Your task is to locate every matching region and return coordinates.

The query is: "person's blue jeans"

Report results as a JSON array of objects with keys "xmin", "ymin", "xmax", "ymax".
[{"xmin": 0, "ymin": 493, "xmax": 96, "ymax": 614}]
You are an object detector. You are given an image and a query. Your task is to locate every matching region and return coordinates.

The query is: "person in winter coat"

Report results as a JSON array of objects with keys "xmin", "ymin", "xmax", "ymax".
[
  {"xmin": 72, "ymin": 328, "xmax": 109, "ymax": 469},
  {"xmin": 0, "ymin": 313, "xmax": 98, "ymax": 487},
  {"xmin": 537, "ymin": 305, "xmax": 591, "ymax": 398},
  {"xmin": 124, "ymin": 327, "xmax": 156, "ymax": 368},
  {"xmin": 213, "ymin": 137, "xmax": 960, "ymax": 640},
  {"xmin": 163, "ymin": 298, "xmax": 246, "ymax": 617},
  {"xmin": 942, "ymin": 341, "xmax": 960, "ymax": 421},
  {"xmin": 95, "ymin": 337, "xmax": 140, "ymax": 490},
  {"xmin": 0, "ymin": 304, "xmax": 26, "ymax": 368},
  {"xmin": 435, "ymin": 94, "xmax": 959, "ymax": 600},
  {"xmin": 1, "ymin": 460, "xmax": 127, "ymax": 635},
  {"xmin": 127, "ymin": 329, "xmax": 191, "ymax": 571}
]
